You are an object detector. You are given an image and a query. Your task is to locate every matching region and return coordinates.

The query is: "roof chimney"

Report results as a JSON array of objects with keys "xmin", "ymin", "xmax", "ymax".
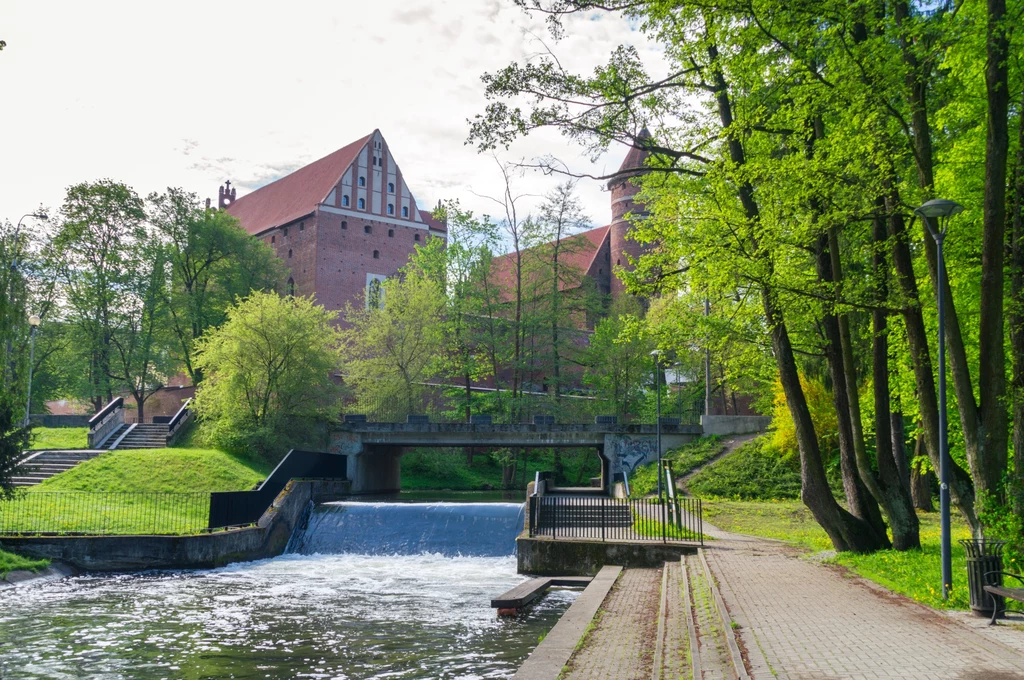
[{"xmin": 218, "ymin": 180, "xmax": 236, "ymax": 209}]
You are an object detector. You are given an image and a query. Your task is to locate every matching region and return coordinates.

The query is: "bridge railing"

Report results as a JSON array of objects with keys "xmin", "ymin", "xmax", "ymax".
[{"xmin": 527, "ymin": 495, "xmax": 703, "ymax": 545}]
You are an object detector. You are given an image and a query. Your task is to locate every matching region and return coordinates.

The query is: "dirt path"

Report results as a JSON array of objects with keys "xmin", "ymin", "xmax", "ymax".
[{"xmin": 677, "ymin": 432, "xmax": 760, "ymax": 495}]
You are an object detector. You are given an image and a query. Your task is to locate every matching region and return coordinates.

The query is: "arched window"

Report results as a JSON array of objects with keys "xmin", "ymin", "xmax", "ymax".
[
  {"xmin": 358, "ymin": 198, "xmax": 365, "ymax": 210},
  {"xmin": 414, "ymin": 233, "xmax": 420, "ymax": 241},
  {"xmin": 342, "ymin": 195, "xmax": 350, "ymax": 207},
  {"xmin": 287, "ymin": 277, "xmax": 295, "ymax": 297},
  {"xmin": 364, "ymin": 225, "xmax": 372, "ymax": 234},
  {"xmin": 388, "ymin": 182, "xmax": 394, "ymax": 193},
  {"xmin": 388, "ymin": 229, "xmax": 394, "ymax": 237},
  {"xmin": 358, "ymin": 176, "xmax": 366, "ymax": 187},
  {"xmin": 288, "ymin": 249, "xmax": 292, "ymax": 258},
  {"xmin": 387, "ymin": 204, "xmax": 394, "ymax": 215},
  {"xmin": 341, "ymin": 221, "xmax": 347, "ymax": 230},
  {"xmin": 373, "ymin": 250, "xmax": 380, "ymax": 259},
  {"xmin": 402, "ymin": 206, "xmax": 408, "ymax": 217},
  {"xmin": 616, "ymin": 259, "xmax": 621, "ymax": 266},
  {"xmin": 271, "ymin": 235, "xmax": 275, "ymax": 244}
]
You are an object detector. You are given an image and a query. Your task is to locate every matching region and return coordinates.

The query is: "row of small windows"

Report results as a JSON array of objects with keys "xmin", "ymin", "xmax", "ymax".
[
  {"xmin": 354, "ymin": 177, "xmax": 397, "ymax": 193},
  {"xmin": 340, "ymin": 221, "xmax": 420, "ymax": 241},
  {"xmin": 341, "ymin": 194, "xmax": 408, "ymax": 216}
]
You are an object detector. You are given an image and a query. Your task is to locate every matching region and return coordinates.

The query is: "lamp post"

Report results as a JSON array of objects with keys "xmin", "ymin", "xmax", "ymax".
[
  {"xmin": 651, "ymin": 349, "xmax": 664, "ymax": 499},
  {"xmin": 5, "ymin": 212, "xmax": 47, "ymax": 380},
  {"xmin": 24, "ymin": 314, "xmax": 40, "ymax": 428},
  {"xmin": 914, "ymin": 198, "xmax": 964, "ymax": 601}
]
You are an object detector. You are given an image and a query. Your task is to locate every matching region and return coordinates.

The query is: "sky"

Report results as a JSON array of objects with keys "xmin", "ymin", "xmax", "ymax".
[{"xmin": 1, "ymin": 1, "xmax": 663, "ymax": 242}]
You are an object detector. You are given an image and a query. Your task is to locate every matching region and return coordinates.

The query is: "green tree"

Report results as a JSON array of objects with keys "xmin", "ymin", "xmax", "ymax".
[
  {"xmin": 0, "ymin": 396, "xmax": 30, "ymax": 498},
  {"xmin": 149, "ymin": 188, "xmax": 282, "ymax": 384},
  {"xmin": 340, "ymin": 260, "xmax": 446, "ymax": 418},
  {"xmin": 192, "ymin": 291, "xmax": 343, "ymax": 458},
  {"xmin": 583, "ymin": 296, "xmax": 653, "ymax": 419}
]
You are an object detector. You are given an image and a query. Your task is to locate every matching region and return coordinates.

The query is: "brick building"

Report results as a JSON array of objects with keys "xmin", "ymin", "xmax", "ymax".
[
  {"xmin": 490, "ymin": 129, "xmax": 651, "ymax": 310},
  {"xmin": 219, "ymin": 129, "xmax": 447, "ymax": 317}
]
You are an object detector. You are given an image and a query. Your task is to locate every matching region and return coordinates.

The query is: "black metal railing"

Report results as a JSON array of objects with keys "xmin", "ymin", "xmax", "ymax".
[
  {"xmin": 527, "ymin": 495, "xmax": 703, "ymax": 544},
  {"xmin": 0, "ymin": 491, "xmax": 211, "ymax": 536}
]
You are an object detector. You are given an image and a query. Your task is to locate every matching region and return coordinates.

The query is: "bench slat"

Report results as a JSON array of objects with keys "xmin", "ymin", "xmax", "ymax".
[{"xmin": 983, "ymin": 585, "xmax": 1024, "ymax": 601}]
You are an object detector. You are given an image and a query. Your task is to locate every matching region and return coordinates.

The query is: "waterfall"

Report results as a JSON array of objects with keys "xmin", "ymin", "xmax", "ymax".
[{"xmin": 286, "ymin": 502, "xmax": 526, "ymax": 557}]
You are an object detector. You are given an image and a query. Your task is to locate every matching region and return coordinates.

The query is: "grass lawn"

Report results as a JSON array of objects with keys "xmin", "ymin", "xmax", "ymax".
[
  {"xmin": 28, "ymin": 427, "xmax": 88, "ymax": 450},
  {"xmin": 1, "ymin": 446, "xmax": 274, "ymax": 536},
  {"xmin": 705, "ymin": 499, "xmax": 977, "ymax": 610},
  {"xmin": 629, "ymin": 436, "xmax": 725, "ymax": 498},
  {"xmin": 0, "ymin": 548, "xmax": 49, "ymax": 577},
  {"xmin": 32, "ymin": 447, "xmax": 273, "ymax": 493}
]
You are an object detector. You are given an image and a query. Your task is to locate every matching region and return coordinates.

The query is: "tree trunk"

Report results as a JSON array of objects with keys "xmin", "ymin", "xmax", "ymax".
[
  {"xmin": 869, "ymin": 214, "xmax": 920, "ymax": 549},
  {"xmin": 891, "ymin": 409, "xmax": 911, "ymax": 496},
  {"xmin": 911, "ymin": 461, "xmax": 935, "ymax": 512},
  {"xmin": 816, "ymin": 233, "xmax": 889, "ymax": 542},
  {"xmin": 885, "ymin": 188, "xmax": 980, "ymax": 534},
  {"xmin": 1008, "ymin": 91, "xmax": 1024, "ymax": 518}
]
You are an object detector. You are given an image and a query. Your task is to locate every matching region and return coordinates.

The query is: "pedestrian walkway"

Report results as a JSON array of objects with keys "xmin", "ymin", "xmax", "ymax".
[
  {"xmin": 562, "ymin": 568, "xmax": 660, "ymax": 680},
  {"xmin": 556, "ymin": 521, "xmax": 1024, "ymax": 679},
  {"xmin": 704, "ymin": 528, "xmax": 1024, "ymax": 679}
]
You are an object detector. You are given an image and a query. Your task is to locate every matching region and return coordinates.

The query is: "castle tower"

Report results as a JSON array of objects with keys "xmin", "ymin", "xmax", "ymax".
[
  {"xmin": 218, "ymin": 180, "xmax": 237, "ymax": 209},
  {"xmin": 607, "ymin": 129, "xmax": 651, "ymax": 298}
]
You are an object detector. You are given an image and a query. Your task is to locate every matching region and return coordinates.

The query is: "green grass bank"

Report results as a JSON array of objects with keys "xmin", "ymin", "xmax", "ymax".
[{"xmin": 28, "ymin": 427, "xmax": 88, "ymax": 450}]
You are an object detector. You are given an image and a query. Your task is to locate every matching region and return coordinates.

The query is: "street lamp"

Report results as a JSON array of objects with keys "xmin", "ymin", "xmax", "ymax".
[
  {"xmin": 5, "ymin": 212, "xmax": 47, "ymax": 380},
  {"xmin": 23, "ymin": 314, "xmax": 41, "ymax": 428},
  {"xmin": 651, "ymin": 349, "xmax": 664, "ymax": 499},
  {"xmin": 914, "ymin": 197, "xmax": 964, "ymax": 601}
]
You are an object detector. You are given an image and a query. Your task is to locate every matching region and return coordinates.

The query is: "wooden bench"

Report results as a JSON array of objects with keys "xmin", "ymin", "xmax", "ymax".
[
  {"xmin": 983, "ymin": 571, "xmax": 1024, "ymax": 625},
  {"xmin": 491, "ymin": 576, "xmax": 593, "ymax": 616}
]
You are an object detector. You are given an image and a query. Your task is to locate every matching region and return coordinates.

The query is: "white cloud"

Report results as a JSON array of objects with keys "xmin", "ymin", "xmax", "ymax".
[{"xmin": 0, "ymin": 0, "xmax": 665, "ymax": 241}]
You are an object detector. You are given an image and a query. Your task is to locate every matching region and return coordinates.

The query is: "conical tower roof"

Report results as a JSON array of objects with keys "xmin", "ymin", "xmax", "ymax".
[{"xmin": 608, "ymin": 127, "xmax": 651, "ymax": 189}]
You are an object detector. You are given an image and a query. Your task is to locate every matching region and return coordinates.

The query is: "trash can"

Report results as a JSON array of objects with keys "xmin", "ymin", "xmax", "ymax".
[{"xmin": 960, "ymin": 538, "xmax": 1005, "ymax": 618}]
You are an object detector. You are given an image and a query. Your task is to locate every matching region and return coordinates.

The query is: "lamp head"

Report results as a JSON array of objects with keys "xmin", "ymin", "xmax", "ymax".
[
  {"xmin": 32, "ymin": 212, "xmax": 48, "ymax": 220},
  {"xmin": 913, "ymin": 199, "xmax": 964, "ymax": 220},
  {"xmin": 28, "ymin": 315, "xmax": 40, "ymax": 327}
]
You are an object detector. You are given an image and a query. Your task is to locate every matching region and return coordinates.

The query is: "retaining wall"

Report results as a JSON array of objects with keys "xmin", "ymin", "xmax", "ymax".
[
  {"xmin": 700, "ymin": 415, "xmax": 771, "ymax": 436},
  {"xmin": 517, "ymin": 536, "xmax": 698, "ymax": 575},
  {"xmin": 0, "ymin": 479, "xmax": 351, "ymax": 571}
]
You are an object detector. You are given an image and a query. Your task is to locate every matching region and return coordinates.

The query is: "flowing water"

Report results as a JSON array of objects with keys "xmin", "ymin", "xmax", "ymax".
[{"xmin": 0, "ymin": 500, "xmax": 574, "ymax": 679}]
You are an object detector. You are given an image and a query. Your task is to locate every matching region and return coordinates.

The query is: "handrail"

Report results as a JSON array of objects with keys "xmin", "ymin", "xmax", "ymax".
[
  {"xmin": 623, "ymin": 469, "xmax": 631, "ymax": 497},
  {"xmin": 168, "ymin": 398, "xmax": 192, "ymax": 433},
  {"xmin": 88, "ymin": 397, "xmax": 123, "ymax": 430}
]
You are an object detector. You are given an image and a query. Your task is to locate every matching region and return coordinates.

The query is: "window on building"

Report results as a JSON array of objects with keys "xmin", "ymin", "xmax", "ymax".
[
  {"xmin": 288, "ymin": 249, "xmax": 292, "ymax": 258},
  {"xmin": 372, "ymin": 157, "xmax": 376, "ymax": 166},
  {"xmin": 299, "ymin": 221, "xmax": 304, "ymax": 231},
  {"xmin": 341, "ymin": 221, "xmax": 348, "ymax": 230},
  {"xmin": 364, "ymin": 225, "xmax": 372, "ymax": 234},
  {"xmin": 367, "ymin": 278, "xmax": 383, "ymax": 309},
  {"xmin": 373, "ymin": 250, "xmax": 380, "ymax": 259},
  {"xmin": 358, "ymin": 176, "xmax": 366, "ymax": 187},
  {"xmin": 617, "ymin": 259, "xmax": 621, "ymax": 265},
  {"xmin": 598, "ymin": 268, "xmax": 603, "ymax": 274},
  {"xmin": 387, "ymin": 203, "xmax": 394, "ymax": 215},
  {"xmin": 402, "ymin": 206, "xmax": 409, "ymax": 217},
  {"xmin": 388, "ymin": 229, "xmax": 394, "ymax": 237},
  {"xmin": 271, "ymin": 235, "xmax": 275, "ymax": 244},
  {"xmin": 342, "ymin": 195, "xmax": 350, "ymax": 207},
  {"xmin": 287, "ymin": 277, "xmax": 295, "ymax": 297},
  {"xmin": 388, "ymin": 182, "xmax": 394, "ymax": 193},
  {"xmin": 414, "ymin": 233, "xmax": 420, "ymax": 241},
  {"xmin": 358, "ymin": 198, "xmax": 365, "ymax": 210}
]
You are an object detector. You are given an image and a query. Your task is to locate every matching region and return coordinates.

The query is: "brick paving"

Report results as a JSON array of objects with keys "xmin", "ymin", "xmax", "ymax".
[
  {"xmin": 563, "ymin": 568, "xmax": 661, "ymax": 680},
  {"xmin": 704, "ymin": 530, "xmax": 1024, "ymax": 679},
  {"xmin": 656, "ymin": 560, "xmax": 690, "ymax": 679}
]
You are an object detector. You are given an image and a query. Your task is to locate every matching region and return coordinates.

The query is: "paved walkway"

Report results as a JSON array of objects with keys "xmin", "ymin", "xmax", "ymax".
[
  {"xmin": 704, "ymin": 527, "xmax": 1024, "ymax": 679},
  {"xmin": 562, "ymin": 568, "xmax": 660, "ymax": 680}
]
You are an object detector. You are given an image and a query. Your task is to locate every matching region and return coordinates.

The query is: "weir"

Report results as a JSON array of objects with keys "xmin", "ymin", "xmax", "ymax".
[{"xmin": 286, "ymin": 501, "xmax": 526, "ymax": 557}]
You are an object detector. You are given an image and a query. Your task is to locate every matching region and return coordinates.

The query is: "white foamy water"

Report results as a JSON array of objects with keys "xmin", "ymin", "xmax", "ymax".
[{"xmin": 0, "ymin": 502, "xmax": 575, "ymax": 679}]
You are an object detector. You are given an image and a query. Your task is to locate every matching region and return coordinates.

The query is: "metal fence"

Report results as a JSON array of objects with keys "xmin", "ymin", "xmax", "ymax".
[
  {"xmin": 527, "ymin": 495, "xmax": 703, "ymax": 544},
  {"xmin": 0, "ymin": 491, "xmax": 211, "ymax": 536}
]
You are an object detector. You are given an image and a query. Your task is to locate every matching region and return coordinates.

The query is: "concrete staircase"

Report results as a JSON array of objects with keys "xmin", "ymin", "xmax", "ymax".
[
  {"xmin": 108, "ymin": 423, "xmax": 169, "ymax": 450},
  {"xmin": 11, "ymin": 450, "xmax": 104, "ymax": 487}
]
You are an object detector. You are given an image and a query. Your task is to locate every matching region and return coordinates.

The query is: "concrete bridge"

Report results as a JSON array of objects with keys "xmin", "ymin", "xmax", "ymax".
[{"xmin": 328, "ymin": 421, "xmax": 702, "ymax": 494}]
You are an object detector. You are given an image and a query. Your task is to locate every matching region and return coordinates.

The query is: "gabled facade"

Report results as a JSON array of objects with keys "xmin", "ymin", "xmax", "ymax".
[{"xmin": 220, "ymin": 129, "xmax": 446, "ymax": 316}]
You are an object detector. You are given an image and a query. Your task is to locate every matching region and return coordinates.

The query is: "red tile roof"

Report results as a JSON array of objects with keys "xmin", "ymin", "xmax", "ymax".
[
  {"xmin": 489, "ymin": 224, "xmax": 610, "ymax": 298},
  {"xmin": 225, "ymin": 132, "xmax": 374, "ymax": 236},
  {"xmin": 420, "ymin": 209, "xmax": 447, "ymax": 233}
]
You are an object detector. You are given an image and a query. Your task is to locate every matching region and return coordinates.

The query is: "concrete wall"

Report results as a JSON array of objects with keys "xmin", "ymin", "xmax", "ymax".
[
  {"xmin": 0, "ymin": 479, "xmax": 351, "ymax": 572},
  {"xmin": 700, "ymin": 415, "xmax": 771, "ymax": 436},
  {"xmin": 31, "ymin": 415, "xmax": 91, "ymax": 428},
  {"xmin": 517, "ymin": 536, "xmax": 697, "ymax": 575}
]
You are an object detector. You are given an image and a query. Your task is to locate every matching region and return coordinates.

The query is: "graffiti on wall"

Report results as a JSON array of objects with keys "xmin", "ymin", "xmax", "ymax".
[{"xmin": 611, "ymin": 435, "xmax": 658, "ymax": 475}]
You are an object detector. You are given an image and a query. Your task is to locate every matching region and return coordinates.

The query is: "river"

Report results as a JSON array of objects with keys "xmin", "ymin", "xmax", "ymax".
[{"xmin": 0, "ymin": 499, "xmax": 574, "ymax": 679}]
